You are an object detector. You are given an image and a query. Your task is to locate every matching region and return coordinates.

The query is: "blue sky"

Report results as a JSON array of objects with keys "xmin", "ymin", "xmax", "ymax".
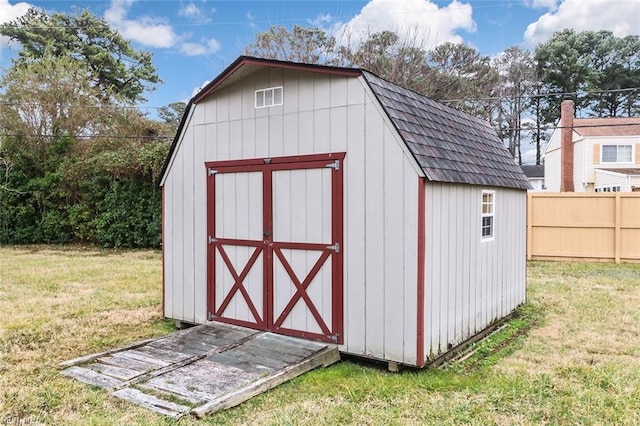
[{"xmin": 1, "ymin": 0, "xmax": 640, "ymax": 117}]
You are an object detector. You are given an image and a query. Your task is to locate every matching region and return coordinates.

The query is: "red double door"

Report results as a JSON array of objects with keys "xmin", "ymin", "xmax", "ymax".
[{"xmin": 205, "ymin": 153, "xmax": 344, "ymax": 344}]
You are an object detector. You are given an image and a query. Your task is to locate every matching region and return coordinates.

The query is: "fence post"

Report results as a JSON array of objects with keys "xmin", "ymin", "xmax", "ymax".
[
  {"xmin": 615, "ymin": 193, "xmax": 621, "ymax": 264},
  {"xmin": 527, "ymin": 192, "xmax": 532, "ymax": 261}
]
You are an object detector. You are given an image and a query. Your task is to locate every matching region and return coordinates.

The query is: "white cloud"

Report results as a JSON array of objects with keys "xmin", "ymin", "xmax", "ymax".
[
  {"xmin": 179, "ymin": 1, "xmax": 212, "ymax": 23},
  {"xmin": 333, "ymin": 0, "xmax": 476, "ymax": 49},
  {"xmin": 310, "ymin": 13, "xmax": 333, "ymax": 27},
  {"xmin": 525, "ymin": 0, "xmax": 558, "ymax": 12},
  {"xmin": 524, "ymin": 0, "xmax": 640, "ymax": 46},
  {"xmin": 105, "ymin": 0, "xmax": 177, "ymax": 48},
  {"xmin": 179, "ymin": 3, "xmax": 199, "ymax": 18},
  {"xmin": 246, "ymin": 10, "xmax": 257, "ymax": 28},
  {"xmin": 0, "ymin": 0, "xmax": 31, "ymax": 48},
  {"xmin": 0, "ymin": 0, "xmax": 30, "ymax": 23},
  {"xmin": 180, "ymin": 38, "xmax": 220, "ymax": 56}
]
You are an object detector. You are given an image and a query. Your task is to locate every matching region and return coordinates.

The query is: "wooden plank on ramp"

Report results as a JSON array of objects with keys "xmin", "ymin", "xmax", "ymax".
[{"xmin": 60, "ymin": 322, "xmax": 339, "ymax": 419}]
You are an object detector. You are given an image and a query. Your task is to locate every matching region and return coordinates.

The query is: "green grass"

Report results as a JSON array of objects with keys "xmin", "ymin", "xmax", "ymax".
[{"xmin": 1, "ymin": 247, "xmax": 640, "ymax": 425}]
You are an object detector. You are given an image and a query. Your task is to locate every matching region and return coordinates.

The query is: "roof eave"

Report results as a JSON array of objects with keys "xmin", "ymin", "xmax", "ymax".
[{"xmin": 192, "ymin": 56, "xmax": 361, "ymax": 104}]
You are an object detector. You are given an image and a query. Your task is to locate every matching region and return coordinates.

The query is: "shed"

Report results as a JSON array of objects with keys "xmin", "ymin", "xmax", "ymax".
[{"xmin": 159, "ymin": 56, "xmax": 530, "ymax": 368}]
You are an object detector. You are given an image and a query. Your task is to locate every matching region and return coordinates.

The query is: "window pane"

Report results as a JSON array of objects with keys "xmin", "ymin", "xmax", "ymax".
[
  {"xmin": 274, "ymin": 87, "xmax": 283, "ymax": 104},
  {"xmin": 619, "ymin": 145, "xmax": 632, "ymax": 162},
  {"xmin": 482, "ymin": 216, "xmax": 493, "ymax": 238},
  {"xmin": 602, "ymin": 145, "xmax": 617, "ymax": 162},
  {"xmin": 255, "ymin": 91, "xmax": 264, "ymax": 107},
  {"xmin": 265, "ymin": 89, "xmax": 273, "ymax": 105}
]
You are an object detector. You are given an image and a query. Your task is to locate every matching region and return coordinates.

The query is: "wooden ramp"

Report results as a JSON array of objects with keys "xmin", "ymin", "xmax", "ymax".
[{"xmin": 60, "ymin": 323, "xmax": 339, "ymax": 418}]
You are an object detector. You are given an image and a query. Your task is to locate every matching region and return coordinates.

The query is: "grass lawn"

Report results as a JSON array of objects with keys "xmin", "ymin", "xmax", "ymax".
[{"xmin": 1, "ymin": 246, "xmax": 640, "ymax": 425}]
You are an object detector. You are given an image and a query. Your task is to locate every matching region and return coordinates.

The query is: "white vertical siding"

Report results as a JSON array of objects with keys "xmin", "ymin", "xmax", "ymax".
[
  {"xmin": 544, "ymin": 148, "xmax": 561, "ymax": 192},
  {"xmin": 344, "ymin": 102, "xmax": 367, "ymax": 356},
  {"xmin": 423, "ymin": 184, "xmax": 526, "ymax": 362},
  {"xmin": 363, "ymin": 101, "xmax": 385, "ymax": 358},
  {"xmin": 574, "ymin": 138, "xmax": 586, "ymax": 192},
  {"xmin": 163, "ymin": 68, "xmax": 420, "ymax": 364}
]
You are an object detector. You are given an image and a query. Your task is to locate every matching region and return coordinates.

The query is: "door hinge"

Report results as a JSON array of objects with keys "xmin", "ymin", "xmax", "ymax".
[
  {"xmin": 326, "ymin": 243, "xmax": 340, "ymax": 253},
  {"xmin": 208, "ymin": 236, "xmax": 217, "ymax": 244},
  {"xmin": 325, "ymin": 160, "xmax": 340, "ymax": 171},
  {"xmin": 207, "ymin": 312, "xmax": 217, "ymax": 321},
  {"xmin": 207, "ymin": 168, "xmax": 217, "ymax": 176}
]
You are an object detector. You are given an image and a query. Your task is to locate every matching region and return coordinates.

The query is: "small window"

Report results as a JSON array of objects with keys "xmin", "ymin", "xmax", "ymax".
[
  {"xmin": 255, "ymin": 86, "xmax": 283, "ymax": 108},
  {"xmin": 481, "ymin": 190, "xmax": 494, "ymax": 240},
  {"xmin": 595, "ymin": 186, "xmax": 621, "ymax": 193},
  {"xmin": 602, "ymin": 144, "xmax": 632, "ymax": 163}
]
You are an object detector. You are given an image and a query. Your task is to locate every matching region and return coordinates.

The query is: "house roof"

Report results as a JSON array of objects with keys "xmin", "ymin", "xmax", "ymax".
[
  {"xmin": 520, "ymin": 164, "xmax": 544, "ymax": 178},
  {"xmin": 160, "ymin": 56, "xmax": 530, "ymax": 190},
  {"xmin": 573, "ymin": 117, "xmax": 640, "ymax": 137}
]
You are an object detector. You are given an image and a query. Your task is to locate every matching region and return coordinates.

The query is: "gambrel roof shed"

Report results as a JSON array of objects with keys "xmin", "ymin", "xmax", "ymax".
[{"xmin": 160, "ymin": 56, "xmax": 528, "ymax": 368}]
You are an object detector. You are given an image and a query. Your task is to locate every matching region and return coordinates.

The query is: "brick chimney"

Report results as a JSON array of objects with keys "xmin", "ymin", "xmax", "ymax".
[{"xmin": 560, "ymin": 99, "xmax": 575, "ymax": 192}]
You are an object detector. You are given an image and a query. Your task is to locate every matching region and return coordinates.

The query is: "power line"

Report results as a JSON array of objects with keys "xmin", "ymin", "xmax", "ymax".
[
  {"xmin": 1, "ymin": 87, "xmax": 639, "ymax": 112},
  {"xmin": 441, "ymin": 87, "xmax": 640, "ymax": 104},
  {"xmin": 500, "ymin": 121, "xmax": 640, "ymax": 133},
  {"xmin": 0, "ymin": 133, "xmax": 173, "ymax": 140},
  {"xmin": 0, "ymin": 101, "xmax": 174, "ymax": 111}
]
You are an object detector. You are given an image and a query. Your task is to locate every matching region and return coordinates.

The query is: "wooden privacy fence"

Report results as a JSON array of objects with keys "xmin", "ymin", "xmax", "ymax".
[{"xmin": 527, "ymin": 192, "xmax": 640, "ymax": 263}]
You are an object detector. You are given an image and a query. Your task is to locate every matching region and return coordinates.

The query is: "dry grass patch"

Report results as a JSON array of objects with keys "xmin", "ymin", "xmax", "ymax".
[
  {"xmin": 0, "ymin": 246, "xmax": 172, "ymax": 425},
  {"xmin": 2, "ymin": 248, "xmax": 640, "ymax": 425}
]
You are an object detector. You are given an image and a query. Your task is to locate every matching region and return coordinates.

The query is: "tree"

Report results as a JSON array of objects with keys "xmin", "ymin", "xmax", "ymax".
[
  {"xmin": 244, "ymin": 25, "xmax": 337, "ymax": 64},
  {"xmin": 0, "ymin": 50, "xmax": 107, "ymax": 177},
  {"xmin": 246, "ymin": 25, "xmax": 431, "ymax": 95},
  {"xmin": 535, "ymin": 29, "xmax": 640, "ymax": 120},
  {"xmin": 0, "ymin": 8, "xmax": 160, "ymax": 104},
  {"xmin": 337, "ymin": 29, "xmax": 433, "ymax": 94},
  {"xmin": 157, "ymin": 101, "xmax": 187, "ymax": 130},
  {"xmin": 0, "ymin": 49, "xmax": 168, "ymax": 247},
  {"xmin": 585, "ymin": 34, "xmax": 640, "ymax": 117},
  {"xmin": 529, "ymin": 81, "xmax": 549, "ymax": 165},
  {"xmin": 426, "ymin": 42, "xmax": 499, "ymax": 120},
  {"xmin": 493, "ymin": 47, "xmax": 537, "ymax": 164}
]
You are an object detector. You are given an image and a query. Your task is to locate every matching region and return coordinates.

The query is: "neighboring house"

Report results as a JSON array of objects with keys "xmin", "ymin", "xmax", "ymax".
[
  {"xmin": 544, "ymin": 99, "xmax": 640, "ymax": 192},
  {"xmin": 520, "ymin": 164, "xmax": 545, "ymax": 191},
  {"xmin": 159, "ymin": 56, "xmax": 529, "ymax": 368}
]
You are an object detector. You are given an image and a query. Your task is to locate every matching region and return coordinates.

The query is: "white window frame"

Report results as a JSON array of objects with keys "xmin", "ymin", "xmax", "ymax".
[
  {"xmin": 481, "ymin": 190, "xmax": 495, "ymax": 241},
  {"xmin": 601, "ymin": 144, "xmax": 633, "ymax": 164},
  {"xmin": 255, "ymin": 86, "xmax": 283, "ymax": 109}
]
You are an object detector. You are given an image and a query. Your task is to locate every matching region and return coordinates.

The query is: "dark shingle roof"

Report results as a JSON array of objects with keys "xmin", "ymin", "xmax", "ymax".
[
  {"xmin": 362, "ymin": 71, "xmax": 530, "ymax": 190},
  {"xmin": 520, "ymin": 164, "xmax": 544, "ymax": 178}
]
